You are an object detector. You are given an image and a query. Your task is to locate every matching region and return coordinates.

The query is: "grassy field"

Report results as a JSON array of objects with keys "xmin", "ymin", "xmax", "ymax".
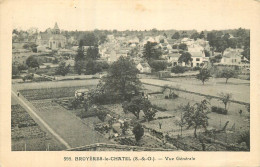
[
  {"xmin": 141, "ymin": 77, "xmax": 250, "ymax": 103},
  {"xmin": 11, "ymin": 105, "xmax": 65, "ymax": 151}
]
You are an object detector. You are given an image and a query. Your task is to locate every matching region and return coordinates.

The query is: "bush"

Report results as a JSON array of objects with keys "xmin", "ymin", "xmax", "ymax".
[
  {"xmin": 211, "ymin": 106, "xmax": 227, "ymax": 115},
  {"xmin": 193, "ymin": 66, "xmax": 201, "ymax": 71},
  {"xmin": 171, "ymin": 65, "xmax": 186, "ymax": 74},
  {"xmin": 32, "ymin": 77, "xmax": 52, "ymax": 82}
]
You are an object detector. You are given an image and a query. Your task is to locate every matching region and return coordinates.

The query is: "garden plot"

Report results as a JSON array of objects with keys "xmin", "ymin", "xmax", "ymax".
[
  {"xmin": 20, "ymin": 86, "xmax": 94, "ymax": 100},
  {"xmin": 11, "ymin": 105, "xmax": 65, "ymax": 151}
]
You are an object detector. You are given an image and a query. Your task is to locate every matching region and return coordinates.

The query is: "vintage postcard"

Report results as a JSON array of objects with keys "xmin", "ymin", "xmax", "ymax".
[{"xmin": 0, "ymin": 0, "xmax": 259, "ymax": 166}]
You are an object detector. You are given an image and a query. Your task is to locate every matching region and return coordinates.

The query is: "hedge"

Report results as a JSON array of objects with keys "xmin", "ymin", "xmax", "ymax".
[{"xmin": 211, "ymin": 106, "xmax": 227, "ymax": 115}]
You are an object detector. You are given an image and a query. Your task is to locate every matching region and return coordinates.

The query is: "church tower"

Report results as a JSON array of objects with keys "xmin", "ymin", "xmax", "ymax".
[{"xmin": 53, "ymin": 22, "xmax": 60, "ymax": 34}]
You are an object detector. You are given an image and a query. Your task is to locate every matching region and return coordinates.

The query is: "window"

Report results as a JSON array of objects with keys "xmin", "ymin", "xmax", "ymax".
[{"xmin": 196, "ymin": 58, "xmax": 200, "ymax": 61}]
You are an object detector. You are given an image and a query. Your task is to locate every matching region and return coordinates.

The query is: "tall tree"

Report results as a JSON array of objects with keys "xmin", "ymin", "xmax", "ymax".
[
  {"xmin": 102, "ymin": 57, "xmax": 141, "ymax": 100},
  {"xmin": 171, "ymin": 32, "xmax": 180, "ymax": 39},
  {"xmin": 143, "ymin": 42, "xmax": 162, "ymax": 60}
]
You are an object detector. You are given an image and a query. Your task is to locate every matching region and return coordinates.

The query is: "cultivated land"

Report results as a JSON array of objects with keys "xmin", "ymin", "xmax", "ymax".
[
  {"xmin": 11, "ymin": 104, "xmax": 65, "ymax": 151},
  {"xmin": 11, "ymin": 76, "xmax": 250, "ymax": 151}
]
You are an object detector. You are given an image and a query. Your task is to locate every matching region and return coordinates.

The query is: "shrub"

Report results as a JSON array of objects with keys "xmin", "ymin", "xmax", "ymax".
[
  {"xmin": 171, "ymin": 65, "xmax": 186, "ymax": 74},
  {"xmin": 211, "ymin": 106, "xmax": 227, "ymax": 115},
  {"xmin": 193, "ymin": 66, "xmax": 201, "ymax": 71}
]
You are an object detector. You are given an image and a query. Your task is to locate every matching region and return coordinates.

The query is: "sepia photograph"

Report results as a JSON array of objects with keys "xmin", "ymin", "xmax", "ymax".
[{"xmin": 1, "ymin": 0, "xmax": 260, "ymax": 166}]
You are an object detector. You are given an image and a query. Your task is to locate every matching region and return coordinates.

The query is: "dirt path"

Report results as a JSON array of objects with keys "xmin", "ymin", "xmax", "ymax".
[{"xmin": 12, "ymin": 87, "xmax": 110, "ymax": 149}]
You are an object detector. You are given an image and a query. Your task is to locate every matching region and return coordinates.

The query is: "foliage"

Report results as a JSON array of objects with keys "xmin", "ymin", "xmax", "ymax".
[
  {"xmin": 102, "ymin": 56, "xmax": 141, "ymax": 100},
  {"xmin": 242, "ymin": 36, "xmax": 250, "ymax": 61},
  {"xmin": 191, "ymin": 32, "xmax": 200, "ymax": 40},
  {"xmin": 70, "ymin": 98, "xmax": 81, "ymax": 110},
  {"xmin": 171, "ymin": 65, "xmax": 186, "ymax": 73},
  {"xmin": 204, "ymin": 50, "xmax": 210, "ymax": 57},
  {"xmin": 237, "ymin": 131, "xmax": 250, "ymax": 149},
  {"xmin": 218, "ymin": 92, "xmax": 232, "ymax": 111},
  {"xmin": 55, "ymin": 62, "xmax": 70, "ymax": 76},
  {"xmin": 178, "ymin": 43, "xmax": 188, "ymax": 51},
  {"xmin": 23, "ymin": 43, "xmax": 29, "ymax": 49},
  {"xmin": 199, "ymin": 31, "xmax": 205, "ymax": 39},
  {"xmin": 220, "ymin": 68, "xmax": 237, "ymax": 84},
  {"xmin": 22, "ymin": 74, "xmax": 34, "ymax": 82},
  {"xmin": 26, "ymin": 56, "xmax": 39, "ymax": 68},
  {"xmin": 96, "ymin": 108, "xmax": 107, "ymax": 122},
  {"xmin": 171, "ymin": 32, "xmax": 180, "ymax": 39},
  {"xmin": 196, "ymin": 68, "xmax": 211, "ymax": 85},
  {"xmin": 148, "ymin": 60, "xmax": 168, "ymax": 72},
  {"xmin": 181, "ymin": 100, "xmax": 210, "ymax": 138},
  {"xmin": 17, "ymin": 64, "xmax": 28, "ymax": 71},
  {"xmin": 86, "ymin": 47, "xmax": 100, "ymax": 60},
  {"xmin": 121, "ymin": 121, "xmax": 129, "ymax": 135},
  {"xmin": 132, "ymin": 123, "xmax": 144, "ymax": 142},
  {"xmin": 172, "ymin": 44, "xmax": 178, "ymax": 49},
  {"xmin": 192, "ymin": 66, "xmax": 201, "ymax": 71},
  {"xmin": 78, "ymin": 32, "xmax": 98, "ymax": 46},
  {"xmin": 12, "ymin": 65, "xmax": 19, "ymax": 76},
  {"xmin": 209, "ymin": 54, "xmax": 222, "ymax": 64},
  {"xmin": 178, "ymin": 52, "xmax": 192, "ymax": 65},
  {"xmin": 143, "ymin": 42, "xmax": 162, "ymax": 60},
  {"xmin": 211, "ymin": 106, "xmax": 227, "ymax": 115}
]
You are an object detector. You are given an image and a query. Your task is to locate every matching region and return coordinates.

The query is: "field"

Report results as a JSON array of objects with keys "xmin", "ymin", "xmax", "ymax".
[
  {"xmin": 11, "ymin": 105, "xmax": 65, "ymax": 151},
  {"xmin": 20, "ymin": 86, "xmax": 95, "ymax": 100}
]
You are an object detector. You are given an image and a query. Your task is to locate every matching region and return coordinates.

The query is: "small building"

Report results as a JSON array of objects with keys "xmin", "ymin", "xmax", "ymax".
[{"xmin": 136, "ymin": 62, "xmax": 152, "ymax": 73}]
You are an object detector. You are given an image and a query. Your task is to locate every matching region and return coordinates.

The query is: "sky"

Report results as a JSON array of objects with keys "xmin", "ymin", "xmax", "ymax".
[{"xmin": 10, "ymin": 0, "xmax": 260, "ymax": 31}]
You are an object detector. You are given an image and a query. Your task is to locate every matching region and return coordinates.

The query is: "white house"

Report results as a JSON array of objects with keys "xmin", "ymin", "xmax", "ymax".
[
  {"xmin": 136, "ymin": 62, "xmax": 152, "ymax": 73},
  {"xmin": 221, "ymin": 48, "xmax": 243, "ymax": 65}
]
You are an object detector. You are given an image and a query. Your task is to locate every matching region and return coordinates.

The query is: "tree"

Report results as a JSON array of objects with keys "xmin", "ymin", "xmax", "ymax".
[
  {"xmin": 182, "ymin": 100, "xmax": 210, "ymax": 138},
  {"xmin": 191, "ymin": 32, "xmax": 200, "ymax": 40},
  {"xmin": 148, "ymin": 60, "xmax": 168, "ymax": 72},
  {"xmin": 178, "ymin": 43, "xmax": 188, "ymax": 51},
  {"xmin": 163, "ymin": 32, "xmax": 167, "ymax": 38},
  {"xmin": 74, "ymin": 61, "xmax": 85, "ymax": 75},
  {"xmin": 96, "ymin": 108, "xmax": 107, "ymax": 122},
  {"xmin": 242, "ymin": 36, "xmax": 250, "ymax": 61},
  {"xmin": 55, "ymin": 62, "xmax": 70, "ymax": 76},
  {"xmin": 199, "ymin": 31, "xmax": 205, "ymax": 39},
  {"xmin": 220, "ymin": 68, "xmax": 237, "ymax": 84},
  {"xmin": 143, "ymin": 108, "xmax": 157, "ymax": 122},
  {"xmin": 178, "ymin": 52, "xmax": 192, "ymax": 65},
  {"xmin": 26, "ymin": 56, "xmax": 39, "ymax": 68},
  {"xmin": 218, "ymin": 92, "xmax": 232, "ymax": 111},
  {"xmin": 132, "ymin": 123, "xmax": 144, "ymax": 142},
  {"xmin": 78, "ymin": 32, "xmax": 98, "ymax": 46},
  {"xmin": 171, "ymin": 32, "xmax": 180, "ymax": 39},
  {"xmin": 86, "ymin": 47, "xmax": 100, "ymax": 60},
  {"xmin": 122, "ymin": 96, "xmax": 155, "ymax": 120},
  {"xmin": 102, "ymin": 56, "xmax": 141, "ymax": 100},
  {"xmin": 121, "ymin": 121, "xmax": 129, "ymax": 135},
  {"xmin": 17, "ymin": 64, "xmax": 28, "ymax": 71},
  {"xmin": 143, "ymin": 42, "xmax": 162, "ymax": 60},
  {"xmin": 196, "ymin": 68, "xmax": 211, "ymax": 85}
]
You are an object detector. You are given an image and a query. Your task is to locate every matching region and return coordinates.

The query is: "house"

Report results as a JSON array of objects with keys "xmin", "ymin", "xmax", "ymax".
[
  {"xmin": 166, "ymin": 53, "xmax": 181, "ymax": 66},
  {"xmin": 136, "ymin": 62, "xmax": 152, "ymax": 73},
  {"xmin": 220, "ymin": 48, "xmax": 243, "ymax": 65}
]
